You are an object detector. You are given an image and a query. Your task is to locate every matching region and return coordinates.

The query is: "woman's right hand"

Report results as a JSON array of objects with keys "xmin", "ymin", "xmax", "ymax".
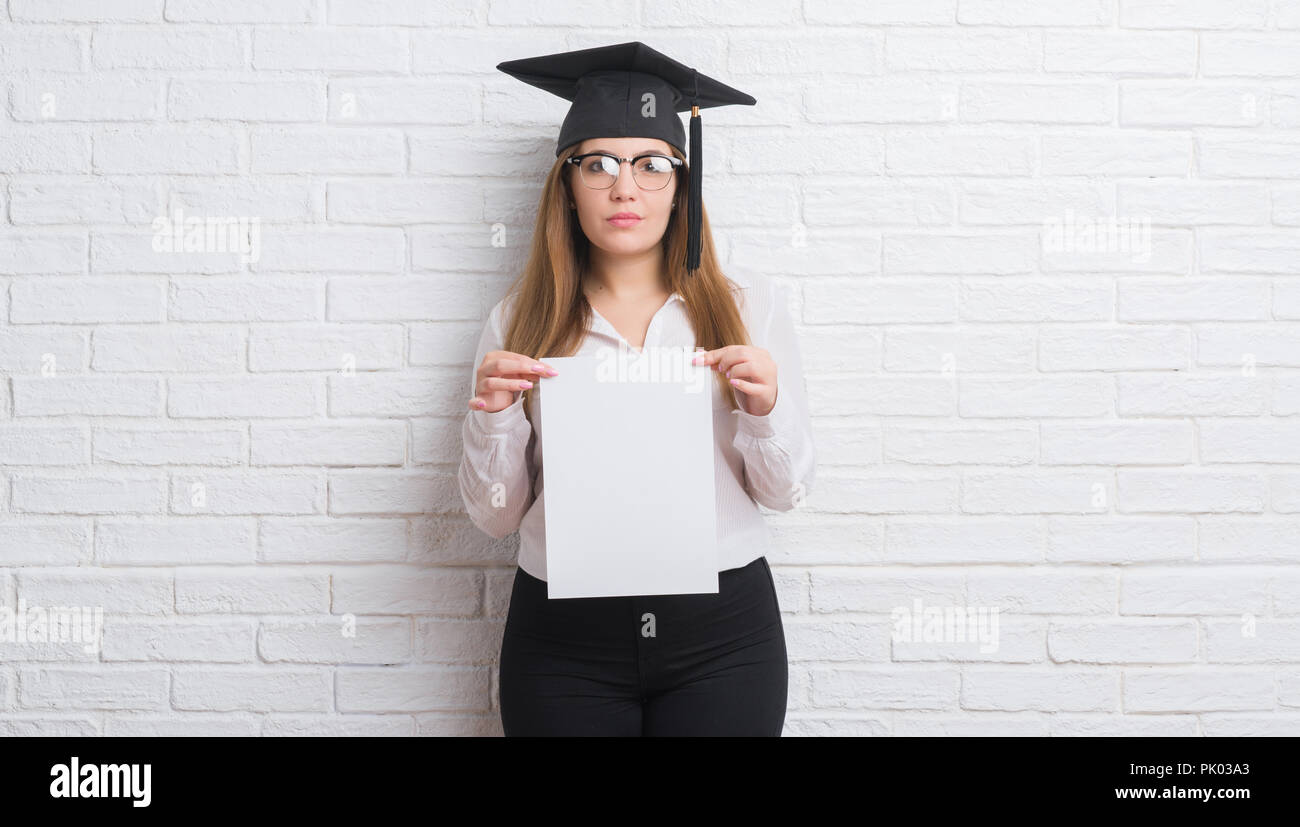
[{"xmin": 468, "ymin": 351, "xmax": 559, "ymax": 413}]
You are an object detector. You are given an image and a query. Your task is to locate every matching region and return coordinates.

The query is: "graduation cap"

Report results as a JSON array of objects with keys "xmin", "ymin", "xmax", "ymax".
[{"xmin": 496, "ymin": 41, "xmax": 756, "ymax": 273}]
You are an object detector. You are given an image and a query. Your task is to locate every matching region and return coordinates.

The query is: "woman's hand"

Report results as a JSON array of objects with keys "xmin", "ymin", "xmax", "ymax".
[
  {"xmin": 693, "ymin": 346, "xmax": 777, "ymax": 417},
  {"xmin": 469, "ymin": 351, "xmax": 558, "ymax": 413}
]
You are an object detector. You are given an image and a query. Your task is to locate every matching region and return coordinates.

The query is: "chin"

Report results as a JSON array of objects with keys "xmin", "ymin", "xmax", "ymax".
[
  {"xmin": 605, "ymin": 243, "xmax": 658, "ymax": 259},
  {"xmin": 594, "ymin": 233, "xmax": 656, "ymax": 255}
]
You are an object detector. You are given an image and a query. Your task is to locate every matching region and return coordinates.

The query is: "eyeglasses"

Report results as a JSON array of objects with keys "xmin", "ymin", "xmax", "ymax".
[{"xmin": 565, "ymin": 152, "xmax": 682, "ymax": 191}]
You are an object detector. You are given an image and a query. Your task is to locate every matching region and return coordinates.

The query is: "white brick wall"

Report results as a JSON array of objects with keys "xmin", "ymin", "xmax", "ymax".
[{"xmin": 1, "ymin": 0, "xmax": 1298, "ymax": 737}]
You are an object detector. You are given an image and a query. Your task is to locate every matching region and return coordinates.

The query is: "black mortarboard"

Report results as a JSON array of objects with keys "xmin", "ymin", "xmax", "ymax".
[{"xmin": 496, "ymin": 41, "xmax": 756, "ymax": 273}]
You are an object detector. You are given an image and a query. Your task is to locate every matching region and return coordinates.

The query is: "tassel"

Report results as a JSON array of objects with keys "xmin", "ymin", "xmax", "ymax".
[{"xmin": 686, "ymin": 68, "xmax": 702, "ymax": 274}]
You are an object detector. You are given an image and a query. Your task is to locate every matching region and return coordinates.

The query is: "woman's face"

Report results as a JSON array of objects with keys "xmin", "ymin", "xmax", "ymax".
[{"xmin": 567, "ymin": 137, "xmax": 678, "ymax": 262}]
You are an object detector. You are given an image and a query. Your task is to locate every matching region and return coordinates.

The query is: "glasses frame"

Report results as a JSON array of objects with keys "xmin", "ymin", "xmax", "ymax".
[{"xmin": 565, "ymin": 152, "xmax": 683, "ymax": 191}]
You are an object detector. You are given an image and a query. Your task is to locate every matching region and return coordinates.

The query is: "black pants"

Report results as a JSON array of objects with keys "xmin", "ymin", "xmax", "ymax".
[{"xmin": 498, "ymin": 555, "xmax": 788, "ymax": 736}]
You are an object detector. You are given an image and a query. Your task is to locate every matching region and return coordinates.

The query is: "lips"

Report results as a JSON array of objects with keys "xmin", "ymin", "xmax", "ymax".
[{"xmin": 607, "ymin": 213, "xmax": 642, "ymax": 228}]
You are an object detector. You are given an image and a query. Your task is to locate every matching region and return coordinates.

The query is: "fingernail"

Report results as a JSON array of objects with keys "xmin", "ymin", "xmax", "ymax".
[
  {"xmin": 726, "ymin": 371, "xmax": 731, "ymax": 378},
  {"xmin": 547, "ymin": 369, "xmax": 558, "ymax": 376},
  {"xmin": 519, "ymin": 381, "xmax": 533, "ymax": 389},
  {"xmin": 730, "ymin": 378, "xmax": 740, "ymax": 386},
  {"xmin": 530, "ymin": 365, "xmax": 545, "ymax": 372}
]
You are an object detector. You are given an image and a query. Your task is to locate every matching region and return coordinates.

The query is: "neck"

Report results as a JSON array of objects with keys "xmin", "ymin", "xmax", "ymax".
[{"xmin": 584, "ymin": 245, "xmax": 668, "ymax": 300}]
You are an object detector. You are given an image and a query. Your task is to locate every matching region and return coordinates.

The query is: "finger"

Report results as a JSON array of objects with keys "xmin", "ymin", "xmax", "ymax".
[
  {"xmin": 486, "ymin": 355, "xmax": 537, "ymax": 378},
  {"xmin": 728, "ymin": 375, "xmax": 762, "ymax": 395},
  {"xmin": 508, "ymin": 352, "xmax": 559, "ymax": 376},
  {"xmin": 479, "ymin": 375, "xmax": 535, "ymax": 394},
  {"xmin": 723, "ymin": 360, "xmax": 761, "ymax": 381},
  {"xmin": 692, "ymin": 345, "xmax": 741, "ymax": 368},
  {"xmin": 712, "ymin": 347, "xmax": 756, "ymax": 375},
  {"xmin": 522, "ymin": 359, "xmax": 559, "ymax": 376},
  {"xmin": 690, "ymin": 348, "xmax": 717, "ymax": 367},
  {"xmin": 468, "ymin": 394, "xmax": 515, "ymax": 411},
  {"xmin": 487, "ymin": 355, "xmax": 558, "ymax": 379}
]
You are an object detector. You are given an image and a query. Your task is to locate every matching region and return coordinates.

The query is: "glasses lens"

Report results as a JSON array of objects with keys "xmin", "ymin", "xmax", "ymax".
[
  {"xmin": 578, "ymin": 155, "xmax": 619, "ymax": 189},
  {"xmin": 632, "ymin": 155, "xmax": 675, "ymax": 190}
]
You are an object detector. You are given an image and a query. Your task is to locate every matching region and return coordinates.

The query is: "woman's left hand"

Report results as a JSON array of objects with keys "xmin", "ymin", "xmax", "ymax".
[{"xmin": 693, "ymin": 346, "xmax": 777, "ymax": 417}]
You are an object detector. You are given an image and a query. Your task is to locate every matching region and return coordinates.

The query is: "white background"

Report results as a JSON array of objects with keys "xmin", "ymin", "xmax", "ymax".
[{"xmin": 2, "ymin": 0, "xmax": 1299, "ymax": 736}]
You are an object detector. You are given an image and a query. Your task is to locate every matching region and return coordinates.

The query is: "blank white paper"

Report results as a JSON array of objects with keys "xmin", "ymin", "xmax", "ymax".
[{"xmin": 538, "ymin": 346, "xmax": 718, "ymax": 599}]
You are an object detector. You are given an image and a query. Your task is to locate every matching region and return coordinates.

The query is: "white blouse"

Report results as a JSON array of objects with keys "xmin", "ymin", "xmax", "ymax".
[{"xmin": 457, "ymin": 270, "xmax": 816, "ymax": 582}]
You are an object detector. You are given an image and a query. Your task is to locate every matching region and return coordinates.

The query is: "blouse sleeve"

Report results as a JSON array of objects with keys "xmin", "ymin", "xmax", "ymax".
[
  {"xmin": 730, "ymin": 281, "xmax": 817, "ymax": 511},
  {"xmin": 457, "ymin": 299, "xmax": 535, "ymax": 539}
]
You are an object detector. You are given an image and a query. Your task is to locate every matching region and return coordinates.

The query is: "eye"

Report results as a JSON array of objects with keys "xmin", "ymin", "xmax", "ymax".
[{"xmin": 637, "ymin": 156, "xmax": 673, "ymax": 174}]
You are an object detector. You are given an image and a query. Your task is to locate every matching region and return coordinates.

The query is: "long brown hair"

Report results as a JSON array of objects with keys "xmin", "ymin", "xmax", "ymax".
[{"xmin": 501, "ymin": 143, "xmax": 752, "ymax": 423}]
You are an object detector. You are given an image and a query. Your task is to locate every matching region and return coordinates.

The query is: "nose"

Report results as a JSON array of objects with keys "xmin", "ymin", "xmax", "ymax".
[{"xmin": 610, "ymin": 160, "xmax": 640, "ymax": 199}]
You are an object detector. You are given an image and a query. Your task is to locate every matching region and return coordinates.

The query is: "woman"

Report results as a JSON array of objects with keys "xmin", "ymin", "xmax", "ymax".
[{"xmin": 459, "ymin": 42, "xmax": 816, "ymax": 736}]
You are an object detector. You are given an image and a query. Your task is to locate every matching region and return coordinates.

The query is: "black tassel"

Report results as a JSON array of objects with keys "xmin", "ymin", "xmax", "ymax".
[{"xmin": 686, "ymin": 68, "xmax": 702, "ymax": 274}]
